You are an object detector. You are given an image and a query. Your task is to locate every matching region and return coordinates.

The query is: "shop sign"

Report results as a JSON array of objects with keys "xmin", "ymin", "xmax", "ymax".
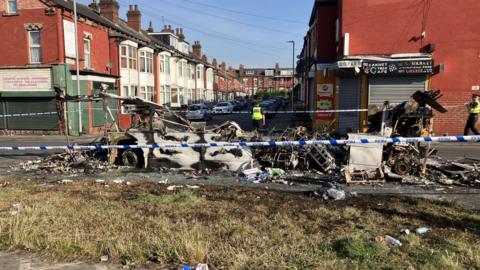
[
  {"xmin": 337, "ymin": 60, "xmax": 362, "ymax": 69},
  {"xmin": 316, "ymin": 83, "xmax": 334, "ymax": 120},
  {"xmin": 0, "ymin": 69, "xmax": 52, "ymax": 91},
  {"xmin": 362, "ymin": 60, "xmax": 433, "ymax": 75}
]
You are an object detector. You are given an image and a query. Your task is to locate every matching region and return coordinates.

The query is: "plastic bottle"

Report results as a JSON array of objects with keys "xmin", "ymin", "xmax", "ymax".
[
  {"xmin": 415, "ymin": 227, "xmax": 432, "ymax": 234},
  {"xmin": 385, "ymin": 235, "xmax": 402, "ymax": 247}
]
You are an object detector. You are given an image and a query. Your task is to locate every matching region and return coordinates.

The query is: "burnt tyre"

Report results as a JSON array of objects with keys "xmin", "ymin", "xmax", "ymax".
[{"xmin": 120, "ymin": 149, "xmax": 144, "ymax": 168}]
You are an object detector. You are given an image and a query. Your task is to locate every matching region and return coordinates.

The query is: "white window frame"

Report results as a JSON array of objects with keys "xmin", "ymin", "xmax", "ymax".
[
  {"xmin": 120, "ymin": 45, "xmax": 128, "ymax": 69},
  {"xmin": 128, "ymin": 46, "xmax": 137, "ymax": 70},
  {"xmin": 83, "ymin": 38, "xmax": 91, "ymax": 69},
  {"xmin": 28, "ymin": 31, "xmax": 42, "ymax": 64},
  {"xmin": 7, "ymin": 0, "xmax": 18, "ymax": 14},
  {"xmin": 178, "ymin": 61, "xmax": 183, "ymax": 78},
  {"xmin": 140, "ymin": 51, "xmax": 153, "ymax": 73},
  {"xmin": 147, "ymin": 86, "xmax": 154, "ymax": 101},
  {"xmin": 196, "ymin": 66, "xmax": 203, "ymax": 81},
  {"xmin": 160, "ymin": 55, "xmax": 170, "ymax": 74}
]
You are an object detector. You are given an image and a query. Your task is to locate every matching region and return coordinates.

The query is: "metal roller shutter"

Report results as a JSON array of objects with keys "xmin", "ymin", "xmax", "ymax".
[
  {"xmin": 339, "ymin": 78, "xmax": 361, "ymax": 135},
  {"xmin": 369, "ymin": 76, "xmax": 426, "ymax": 106},
  {"xmin": 3, "ymin": 98, "xmax": 59, "ymax": 130}
]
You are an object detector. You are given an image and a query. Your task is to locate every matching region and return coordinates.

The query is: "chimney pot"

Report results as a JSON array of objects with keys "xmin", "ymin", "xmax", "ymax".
[
  {"xmin": 127, "ymin": 2, "xmax": 142, "ymax": 32},
  {"xmin": 99, "ymin": 0, "xmax": 120, "ymax": 24}
]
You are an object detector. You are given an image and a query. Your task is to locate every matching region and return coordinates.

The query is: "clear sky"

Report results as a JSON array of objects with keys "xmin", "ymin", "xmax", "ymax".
[{"xmin": 78, "ymin": 0, "xmax": 313, "ymax": 69}]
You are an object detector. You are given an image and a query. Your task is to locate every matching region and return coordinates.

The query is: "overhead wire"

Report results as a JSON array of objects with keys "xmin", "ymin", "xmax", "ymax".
[
  {"xmin": 118, "ymin": 0, "xmax": 290, "ymax": 59},
  {"xmin": 149, "ymin": 0, "xmax": 303, "ymax": 37},
  {"xmin": 180, "ymin": 0, "xmax": 307, "ymax": 25}
]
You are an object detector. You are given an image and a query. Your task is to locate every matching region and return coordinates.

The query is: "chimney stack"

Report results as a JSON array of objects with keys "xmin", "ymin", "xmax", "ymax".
[
  {"xmin": 147, "ymin": 21, "xmax": 154, "ymax": 33},
  {"xmin": 239, "ymin": 64, "xmax": 244, "ymax": 75},
  {"xmin": 99, "ymin": 0, "xmax": 120, "ymax": 24},
  {"xmin": 201, "ymin": 54, "xmax": 208, "ymax": 63},
  {"xmin": 212, "ymin": 58, "xmax": 218, "ymax": 68},
  {"xmin": 88, "ymin": 0, "xmax": 99, "ymax": 12},
  {"xmin": 126, "ymin": 4, "xmax": 142, "ymax": 32},
  {"xmin": 220, "ymin": 62, "xmax": 226, "ymax": 72},
  {"xmin": 192, "ymin": 41, "xmax": 202, "ymax": 58},
  {"xmin": 178, "ymin": 28, "xmax": 185, "ymax": 41}
]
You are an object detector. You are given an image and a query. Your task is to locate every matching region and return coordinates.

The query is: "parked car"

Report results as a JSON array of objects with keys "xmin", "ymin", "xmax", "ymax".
[
  {"xmin": 259, "ymin": 100, "xmax": 276, "ymax": 118},
  {"xmin": 233, "ymin": 100, "xmax": 246, "ymax": 111},
  {"xmin": 186, "ymin": 104, "xmax": 211, "ymax": 121},
  {"xmin": 272, "ymin": 97, "xmax": 286, "ymax": 109},
  {"xmin": 213, "ymin": 102, "xmax": 234, "ymax": 114}
]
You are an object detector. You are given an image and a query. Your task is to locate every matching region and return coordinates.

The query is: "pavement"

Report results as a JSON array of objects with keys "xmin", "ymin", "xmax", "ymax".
[{"xmin": 0, "ymin": 251, "xmax": 131, "ymax": 270}]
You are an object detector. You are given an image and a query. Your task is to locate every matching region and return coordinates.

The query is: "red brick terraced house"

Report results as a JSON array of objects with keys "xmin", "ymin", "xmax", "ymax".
[{"xmin": 299, "ymin": 0, "xmax": 480, "ymax": 135}]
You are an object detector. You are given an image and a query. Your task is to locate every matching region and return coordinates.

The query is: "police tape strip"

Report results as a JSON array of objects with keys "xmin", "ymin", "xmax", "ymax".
[
  {"xmin": 0, "ymin": 108, "xmax": 369, "ymax": 118},
  {"xmin": 0, "ymin": 112, "xmax": 58, "ymax": 118},
  {"xmin": 179, "ymin": 109, "xmax": 369, "ymax": 114},
  {"xmin": 1, "ymin": 135, "xmax": 479, "ymax": 151}
]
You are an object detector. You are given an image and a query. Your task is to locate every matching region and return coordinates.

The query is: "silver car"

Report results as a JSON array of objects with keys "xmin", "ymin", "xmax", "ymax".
[{"xmin": 186, "ymin": 104, "xmax": 211, "ymax": 121}]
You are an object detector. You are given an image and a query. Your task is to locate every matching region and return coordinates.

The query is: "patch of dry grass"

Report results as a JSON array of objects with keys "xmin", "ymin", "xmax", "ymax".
[{"xmin": 0, "ymin": 181, "xmax": 478, "ymax": 269}]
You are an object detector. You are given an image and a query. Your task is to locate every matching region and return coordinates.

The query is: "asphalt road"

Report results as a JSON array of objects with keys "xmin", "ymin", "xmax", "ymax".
[{"xmin": 0, "ymin": 113, "xmax": 477, "ymax": 164}]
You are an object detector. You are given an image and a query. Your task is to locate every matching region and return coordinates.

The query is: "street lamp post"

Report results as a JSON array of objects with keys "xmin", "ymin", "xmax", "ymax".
[
  {"xmin": 73, "ymin": 0, "xmax": 82, "ymax": 134},
  {"xmin": 287, "ymin": 41, "xmax": 295, "ymax": 109}
]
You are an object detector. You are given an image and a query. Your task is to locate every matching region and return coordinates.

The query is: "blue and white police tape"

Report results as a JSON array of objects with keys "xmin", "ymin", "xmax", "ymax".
[
  {"xmin": 178, "ymin": 109, "xmax": 369, "ymax": 114},
  {"xmin": 0, "ymin": 112, "xmax": 58, "ymax": 118},
  {"xmin": 1, "ymin": 135, "xmax": 479, "ymax": 151}
]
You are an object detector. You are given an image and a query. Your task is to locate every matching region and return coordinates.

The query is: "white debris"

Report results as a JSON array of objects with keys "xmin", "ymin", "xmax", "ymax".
[
  {"xmin": 167, "ymin": 185, "xmax": 183, "ymax": 191},
  {"xmin": 60, "ymin": 179, "xmax": 74, "ymax": 184}
]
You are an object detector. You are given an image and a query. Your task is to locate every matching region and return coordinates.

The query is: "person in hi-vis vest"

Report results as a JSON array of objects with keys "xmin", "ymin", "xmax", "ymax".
[
  {"xmin": 252, "ymin": 102, "xmax": 265, "ymax": 131},
  {"xmin": 464, "ymin": 94, "xmax": 480, "ymax": 135}
]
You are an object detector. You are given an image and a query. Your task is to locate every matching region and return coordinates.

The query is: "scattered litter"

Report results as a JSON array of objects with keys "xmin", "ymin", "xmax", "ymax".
[
  {"xmin": 158, "ymin": 179, "xmax": 169, "ymax": 184},
  {"xmin": 415, "ymin": 227, "xmax": 432, "ymax": 234},
  {"xmin": 375, "ymin": 235, "xmax": 385, "ymax": 243},
  {"xmin": 384, "ymin": 235, "xmax": 402, "ymax": 247},
  {"xmin": 186, "ymin": 185, "xmax": 200, "ymax": 189},
  {"xmin": 100, "ymin": 255, "xmax": 109, "ymax": 262},
  {"xmin": 94, "ymin": 179, "xmax": 106, "ymax": 184},
  {"xmin": 167, "ymin": 185, "xmax": 183, "ymax": 191},
  {"xmin": 10, "ymin": 203, "xmax": 22, "ymax": 216},
  {"xmin": 326, "ymin": 187, "xmax": 346, "ymax": 200},
  {"xmin": 196, "ymin": 264, "xmax": 209, "ymax": 270},
  {"xmin": 60, "ymin": 179, "xmax": 74, "ymax": 184},
  {"xmin": 112, "ymin": 179, "xmax": 124, "ymax": 184},
  {"xmin": 400, "ymin": 228, "xmax": 410, "ymax": 235}
]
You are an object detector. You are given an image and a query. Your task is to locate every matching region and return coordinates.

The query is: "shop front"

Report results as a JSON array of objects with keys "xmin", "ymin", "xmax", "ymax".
[
  {"xmin": 335, "ymin": 56, "xmax": 434, "ymax": 135},
  {"xmin": 0, "ymin": 67, "xmax": 60, "ymax": 133}
]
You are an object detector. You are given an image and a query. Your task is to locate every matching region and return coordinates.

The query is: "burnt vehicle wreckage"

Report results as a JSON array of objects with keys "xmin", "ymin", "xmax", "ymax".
[{"xmin": 16, "ymin": 90, "xmax": 480, "ymax": 187}]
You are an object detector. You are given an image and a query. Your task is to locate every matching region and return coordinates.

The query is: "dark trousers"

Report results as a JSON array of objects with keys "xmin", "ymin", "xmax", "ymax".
[
  {"xmin": 464, "ymin": 114, "xmax": 479, "ymax": 135},
  {"xmin": 253, "ymin": 120, "xmax": 263, "ymax": 130}
]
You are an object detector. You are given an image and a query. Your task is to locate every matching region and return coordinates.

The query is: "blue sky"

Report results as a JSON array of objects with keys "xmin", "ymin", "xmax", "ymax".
[{"xmin": 79, "ymin": 0, "xmax": 313, "ymax": 68}]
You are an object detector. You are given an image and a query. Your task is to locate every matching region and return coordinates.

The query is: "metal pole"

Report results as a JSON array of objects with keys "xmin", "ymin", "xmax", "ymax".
[
  {"xmin": 73, "ymin": 0, "xmax": 82, "ymax": 134},
  {"xmin": 292, "ymin": 41, "xmax": 295, "ymax": 109}
]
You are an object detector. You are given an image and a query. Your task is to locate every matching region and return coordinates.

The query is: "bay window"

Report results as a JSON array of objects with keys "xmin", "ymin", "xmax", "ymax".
[
  {"xmin": 140, "ymin": 51, "xmax": 153, "ymax": 73},
  {"xmin": 120, "ymin": 45, "xmax": 137, "ymax": 69},
  {"xmin": 196, "ymin": 66, "xmax": 203, "ymax": 80}
]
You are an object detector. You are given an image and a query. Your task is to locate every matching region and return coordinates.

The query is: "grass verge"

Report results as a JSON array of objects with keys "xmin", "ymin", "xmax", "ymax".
[{"xmin": 0, "ymin": 181, "xmax": 478, "ymax": 269}]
